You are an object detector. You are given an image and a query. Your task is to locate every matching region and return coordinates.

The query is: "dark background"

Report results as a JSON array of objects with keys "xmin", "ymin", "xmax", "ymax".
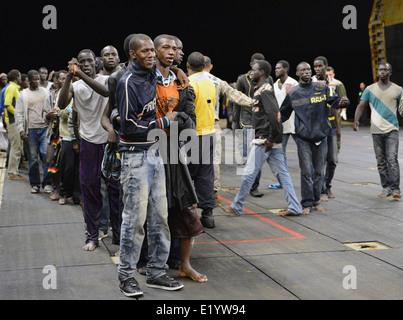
[{"xmin": 1, "ymin": 0, "xmax": 377, "ymax": 119}]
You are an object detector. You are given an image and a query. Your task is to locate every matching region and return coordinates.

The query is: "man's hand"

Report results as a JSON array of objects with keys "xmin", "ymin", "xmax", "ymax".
[
  {"xmin": 46, "ymin": 109, "xmax": 58, "ymax": 120},
  {"xmin": 20, "ymin": 131, "xmax": 28, "ymax": 142},
  {"xmin": 264, "ymin": 140, "xmax": 274, "ymax": 152},
  {"xmin": 166, "ymin": 111, "xmax": 177, "ymax": 122},
  {"xmin": 107, "ymin": 129, "xmax": 117, "ymax": 151},
  {"xmin": 338, "ymin": 97, "xmax": 349, "ymax": 107},
  {"xmin": 68, "ymin": 58, "xmax": 79, "ymax": 76},
  {"xmin": 72, "ymin": 144, "xmax": 80, "ymax": 154}
]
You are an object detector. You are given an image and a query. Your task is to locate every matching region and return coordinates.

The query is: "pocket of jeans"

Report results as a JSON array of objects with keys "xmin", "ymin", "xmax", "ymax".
[{"xmin": 126, "ymin": 152, "xmax": 145, "ymax": 169}]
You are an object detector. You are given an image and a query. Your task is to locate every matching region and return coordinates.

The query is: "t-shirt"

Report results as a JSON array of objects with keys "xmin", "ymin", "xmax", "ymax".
[
  {"xmin": 361, "ymin": 82, "xmax": 403, "ymax": 134},
  {"xmin": 26, "ymin": 88, "xmax": 47, "ymax": 129},
  {"xmin": 72, "ymin": 75, "xmax": 109, "ymax": 144},
  {"xmin": 275, "ymin": 76, "xmax": 298, "ymax": 134}
]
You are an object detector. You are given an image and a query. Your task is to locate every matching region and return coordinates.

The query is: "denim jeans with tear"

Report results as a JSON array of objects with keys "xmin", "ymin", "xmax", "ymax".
[{"xmin": 118, "ymin": 149, "xmax": 170, "ymax": 282}]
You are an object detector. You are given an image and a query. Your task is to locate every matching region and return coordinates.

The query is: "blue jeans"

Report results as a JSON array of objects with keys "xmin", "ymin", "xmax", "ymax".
[
  {"xmin": 27, "ymin": 127, "xmax": 51, "ymax": 188},
  {"xmin": 295, "ymin": 136, "xmax": 327, "ymax": 209},
  {"xmin": 242, "ymin": 127, "xmax": 261, "ymax": 191},
  {"xmin": 322, "ymin": 128, "xmax": 338, "ymax": 195},
  {"xmin": 372, "ymin": 131, "xmax": 400, "ymax": 194},
  {"xmin": 118, "ymin": 149, "xmax": 170, "ymax": 282},
  {"xmin": 231, "ymin": 144, "xmax": 302, "ymax": 215}
]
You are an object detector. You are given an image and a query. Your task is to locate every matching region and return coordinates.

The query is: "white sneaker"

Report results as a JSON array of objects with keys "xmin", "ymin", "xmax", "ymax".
[
  {"xmin": 31, "ymin": 186, "xmax": 40, "ymax": 194},
  {"xmin": 44, "ymin": 185, "xmax": 53, "ymax": 194}
]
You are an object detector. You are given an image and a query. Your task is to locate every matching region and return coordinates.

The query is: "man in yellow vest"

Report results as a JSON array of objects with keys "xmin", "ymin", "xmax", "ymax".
[{"xmin": 187, "ymin": 52, "xmax": 217, "ymax": 228}]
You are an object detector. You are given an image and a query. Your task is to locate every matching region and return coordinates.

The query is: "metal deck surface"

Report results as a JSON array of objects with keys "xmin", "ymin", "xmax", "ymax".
[{"xmin": 1, "ymin": 124, "xmax": 403, "ymax": 302}]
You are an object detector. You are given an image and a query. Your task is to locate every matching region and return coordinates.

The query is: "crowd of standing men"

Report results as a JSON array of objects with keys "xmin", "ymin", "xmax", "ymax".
[{"xmin": 1, "ymin": 32, "xmax": 402, "ymax": 298}]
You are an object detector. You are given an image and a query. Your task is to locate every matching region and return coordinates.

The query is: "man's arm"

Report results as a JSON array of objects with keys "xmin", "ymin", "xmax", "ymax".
[
  {"xmin": 218, "ymin": 80, "xmax": 253, "ymax": 108},
  {"xmin": 354, "ymin": 99, "xmax": 369, "ymax": 132},
  {"xmin": 101, "ymin": 103, "xmax": 117, "ymax": 151},
  {"xmin": 58, "ymin": 72, "xmax": 75, "ymax": 110},
  {"xmin": 261, "ymin": 88, "xmax": 282, "ymax": 143}
]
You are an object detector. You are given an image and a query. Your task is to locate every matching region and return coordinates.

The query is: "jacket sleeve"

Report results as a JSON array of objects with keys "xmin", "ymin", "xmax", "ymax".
[
  {"xmin": 176, "ymin": 88, "xmax": 196, "ymax": 130},
  {"xmin": 280, "ymin": 94, "xmax": 293, "ymax": 122},
  {"xmin": 261, "ymin": 88, "xmax": 282, "ymax": 142},
  {"xmin": 219, "ymin": 80, "xmax": 253, "ymax": 108},
  {"xmin": 327, "ymin": 86, "xmax": 348, "ymax": 109}
]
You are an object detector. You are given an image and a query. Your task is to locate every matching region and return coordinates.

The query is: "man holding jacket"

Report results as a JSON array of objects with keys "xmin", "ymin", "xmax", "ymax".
[{"xmin": 115, "ymin": 33, "xmax": 182, "ymax": 297}]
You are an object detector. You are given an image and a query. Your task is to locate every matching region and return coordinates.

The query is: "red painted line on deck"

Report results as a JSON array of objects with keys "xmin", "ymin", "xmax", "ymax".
[{"xmin": 194, "ymin": 195, "xmax": 307, "ymax": 245}]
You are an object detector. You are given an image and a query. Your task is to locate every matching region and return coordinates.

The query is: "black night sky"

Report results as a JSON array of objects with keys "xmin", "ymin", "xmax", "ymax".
[{"xmin": 1, "ymin": 0, "xmax": 375, "ymax": 118}]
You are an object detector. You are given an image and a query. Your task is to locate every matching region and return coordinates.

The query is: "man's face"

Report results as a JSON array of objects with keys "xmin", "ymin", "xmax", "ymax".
[
  {"xmin": 250, "ymin": 63, "xmax": 262, "ymax": 82},
  {"xmin": 377, "ymin": 64, "xmax": 391, "ymax": 80},
  {"xmin": 174, "ymin": 39, "xmax": 184, "ymax": 66},
  {"xmin": 275, "ymin": 63, "xmax": 286, "ymax": 78},
  {"xmin": 21, "ymin": 77, "xmax": 29, "ymax": 89},
  {"xmin": 131, "ymin": 39, "xmax": 156, "ymax": 69},
  {"xmin": 56, "ymin": 73, "xmax": 67, "ymax": 89},
  {"xmin": 39, "ymin": 69, "xmax": 48, "ymax": 82},
  {"xmin": 296, "ymin": 63, "xmax": 312, "ymax": 83},
  {"xmin": 102, "ymin": 46, "xmax": 120, "ymax": 71},
  {"xmin": 78, "ymin": 52, "xmax": 96, "ymax": 77},
  {"xmin": 30, "ymin": 75, "xmax": 40, "ymax": 89},
  {"xmin": 156, "ymin": 38, "xmax": 177, "ymax": 68},
  {"xmin": 326, "ymin": 70, "xmax": 335, "ymax": 79},
  {"xmin": 313, "ymin": 60, "xmax": 326, "ymax": 78},
  {"xmin": 0, "ymin": 76, "xmax": 7, "ymax": 87}
]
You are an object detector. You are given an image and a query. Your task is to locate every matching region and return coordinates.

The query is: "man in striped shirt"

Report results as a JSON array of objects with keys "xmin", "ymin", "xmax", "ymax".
[{"xmin": 354, "ymin": 62, "xmax": 403, "ymax": 199}]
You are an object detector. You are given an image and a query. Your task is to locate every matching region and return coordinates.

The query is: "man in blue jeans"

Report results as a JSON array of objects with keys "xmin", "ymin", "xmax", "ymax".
[
  {"xmin": 280, "ymin": 62, "xmax": 349, "ymax": 214},
  {"xmin": 115, "ymin": 34, "xmax": 182, "ymax": 297},
  {"xmin": 15, "ymin": 70, "xmax": 53, "ymax": 194},
  {"xmin": 354, "ymin": 62, "xmax": 403, "ymax": 199},
  {"xmin": 221, "ymin": 60, "xmax": 302, "ymax": 217}
]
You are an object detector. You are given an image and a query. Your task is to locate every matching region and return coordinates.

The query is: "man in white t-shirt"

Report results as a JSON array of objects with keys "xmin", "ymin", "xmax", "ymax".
[
  {"xmin": 268, "ymin": 60, "xmax": 299, "ymax": 189},
  {"xmin": 58, "ymin": 49, "xmax": 120, "ymax": 251},
  {"xmin": 15, "ymin": 70, "xmax": 53, "ymax": 194}
]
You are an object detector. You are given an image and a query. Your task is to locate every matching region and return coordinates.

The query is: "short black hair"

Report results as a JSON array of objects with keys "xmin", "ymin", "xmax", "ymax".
[
  {"xmin": 27, "ymin": 70, "xmax": 39, "ymax": 81},
  {"xmin": 77, "ymin": 49, "xmax": 96, "ymax": 61},
  {"xmin": 21, "ymin": 74, "xmax": 28, "ymax": 82},
  {"xmin": 123, "ymin": 34, "xmax": 136, "ymax": 60},
  {"xmin": 277, "ymin": 60, "xmax": 290, "ymax": 71},
  {"xmin": 187, "ymin": 52, "xmax": 205, "ymax": 72},
  {"xmin": 129, "ymin": 34, "xmax": 152, "ymax": 52},
  {"xmin": 314, "ymin": 56, "xmax": 328, "ymax": 66},
  {"xmin": 55, "ymin": 70, "xmax": 68, "ymax": 80},
  {"xmin": 379, "ymin": 62, "xmax": 392, "ymax": 71},
  {"xmin": 254, "ymin": 60, "xmax": 272, "ymax": 77},
  {"xmin": 204, "ymin": 56, "xmax": 212, "ymax": 68},
  {"xmin": 251, "ymin": 53, "xmax": 265, "ymax": 62},
  {"xmin": 7, "ymin": 69, "xmax": 20, "ymax": 82},
  {"xmin": 153, "ymin": 34, "xmax": 175, "ymax": 49}
]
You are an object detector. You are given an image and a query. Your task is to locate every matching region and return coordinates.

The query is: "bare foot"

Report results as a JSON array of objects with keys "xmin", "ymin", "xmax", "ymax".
[
  {"xmin": 313, "ymin": 204, "xmax": 325, "ymax": 212},
  {"xmin": 82, "ymin": 241, "xmax": 98, "ymax": 251},
  {"xmin": 179, "ymin": 265, "xmax": 208, "ymax": 283},
  {"xmin": 302, "ymin": 208, "xmax": 311, "ymax": 215}
]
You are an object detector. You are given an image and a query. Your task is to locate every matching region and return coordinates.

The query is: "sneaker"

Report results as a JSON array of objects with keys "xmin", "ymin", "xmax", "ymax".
[
  {"xmin": 101, "ymin": 146, "xmax": 113, "ymax": 179},
  {"xmin": 378, "ymin": 190, "xmax": 392, "ymax": 198},
  {"xmin": 44, "ymin": 185, "xmax": 53, "ymax": 194},
  {"xmin": 313, "ymin": 204, "xmax": 325, "ymax": 212},
  {"xmin": 328, "ymin": 189, "xmax": 335, "ymax": 199},
  {"xmin": 146, "ymin": 274, "xmax": 184, "ymax": 291},
  {"xmin": 200, "ymin": 210, "xmax": 215, "ymax": 228},
  {"xmin": 119, "ymin": 278, "xmax": 143, "ymax": 297},
  {"xmin": 31, "ymin": 186, "xmax": 40, "ymax": 194},
  {"xmin": 59, "ymin": 196, "xmax": 67, "ymax": 205},
  {"xmin": 268, "ymin": 182, "xmax": 282, "ymax": 189}
]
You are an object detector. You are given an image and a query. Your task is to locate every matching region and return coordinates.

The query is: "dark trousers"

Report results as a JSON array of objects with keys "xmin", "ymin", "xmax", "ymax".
[
  {"xmin": 188, "ymin": 134, "xmax": 216, "ymax": 212},
  {"xmin": 59, "ymin": 140, "xmax": 81, "ymax": 201},
  {"xmin": 80, "ymin": 139, "xmax": 120, "ymax": 245}
]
